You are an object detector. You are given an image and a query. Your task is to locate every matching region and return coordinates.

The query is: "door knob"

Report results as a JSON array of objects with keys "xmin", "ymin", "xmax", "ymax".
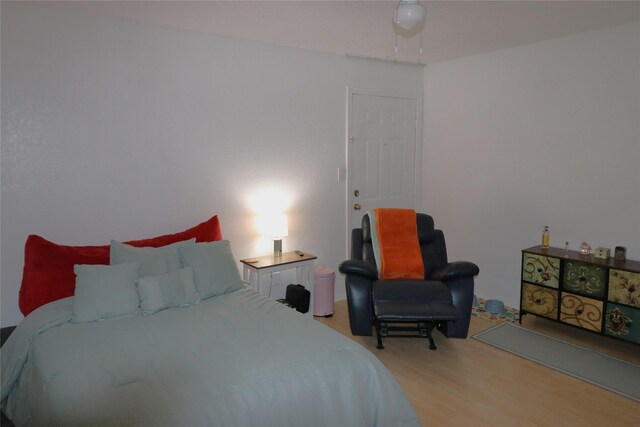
[{"xmin": 353, "ymin": 203, "xmax": 362, "ymax": 210}]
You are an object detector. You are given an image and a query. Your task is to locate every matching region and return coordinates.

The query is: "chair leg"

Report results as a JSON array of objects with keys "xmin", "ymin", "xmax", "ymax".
[
  {"xmin": 436, "ymin": 321, "xmax": 447, "ymax": 334},
  {"xmin": 424, "ymin": 322, "xmax": 437, "ymax": 350},
  {"xmin": 374, "ymin": 320, "xmax": 385, "ymax": 349}
]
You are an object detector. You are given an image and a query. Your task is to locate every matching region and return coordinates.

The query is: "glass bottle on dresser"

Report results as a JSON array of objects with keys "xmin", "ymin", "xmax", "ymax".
[{"xmin": 541, "ymin": 226, "xmax": 550, "ymax": 249}]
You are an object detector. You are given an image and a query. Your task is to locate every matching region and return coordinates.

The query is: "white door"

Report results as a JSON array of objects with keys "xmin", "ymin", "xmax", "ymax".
[{"xmin": 348, "ymin": 91, "xmax": 420, "ymax": 233}]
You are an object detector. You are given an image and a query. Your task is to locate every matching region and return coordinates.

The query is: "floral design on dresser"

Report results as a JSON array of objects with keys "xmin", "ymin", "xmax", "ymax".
[
  {"xmin": 560, "ymin": 293, "xmax": 602, "ymax": 332},
  {"xmin": 608, "ymin": 269, "xmax": 640, "ymax": 308},
  {"xmin": 605, "ymin": 307, "xmax": 632, "ymax": 336},
  {"xmin": 522, "ymin": 254, "xmax": 560, "ymax": 288},
  {"xmin": 522, "ymin": 283, "xmax": 558, "ymax": 318},
  {"xmin": 563, "ymin": 261, "xmax": 606, "ymax": 298}
]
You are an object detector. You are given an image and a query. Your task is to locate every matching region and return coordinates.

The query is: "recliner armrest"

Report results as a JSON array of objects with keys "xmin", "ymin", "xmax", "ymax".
[
  {"xmin": 339, "ymin": 260, "xmax": 379, "ymax": 280},
  {"xmin": 430, "ymin": 261, "xmax": 479, "ymax": 281}
]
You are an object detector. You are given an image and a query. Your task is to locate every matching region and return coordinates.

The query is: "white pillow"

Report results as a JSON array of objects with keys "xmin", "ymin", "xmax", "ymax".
[
  {"xmin": 72, "ymin": 262, "xmax": 141, "ymax": 322},
  {"xmin": 178, "ymin": 240, "xmax": 244, "ymax": 299},
  {"xmin": 137, "ymin": 266, "xmax": 200, "ymax": 314},
  {"xmin": 110, "ymin": 238, "xmax": 196, "ymax": 277}
]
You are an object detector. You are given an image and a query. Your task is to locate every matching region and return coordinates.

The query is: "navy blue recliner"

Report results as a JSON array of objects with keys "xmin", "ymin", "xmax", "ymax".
[{"xmin": 338, "ymin": 213, "xmax": 479, "ymax": 349}]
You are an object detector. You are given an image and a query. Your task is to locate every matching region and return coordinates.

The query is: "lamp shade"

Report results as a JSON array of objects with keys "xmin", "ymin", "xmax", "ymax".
[
  {"xmin": 395, "ymin": 0, "xmax": 425, "ymax": 30},
  {"xmin": 260, "ymin": 213, "xmax": 288, "ymax": 239}
]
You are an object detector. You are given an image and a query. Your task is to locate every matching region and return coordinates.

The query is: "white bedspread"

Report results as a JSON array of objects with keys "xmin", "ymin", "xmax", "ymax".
[{"xmin": 1, "ymin": 287, "xmax": 420, "ymax": 426}]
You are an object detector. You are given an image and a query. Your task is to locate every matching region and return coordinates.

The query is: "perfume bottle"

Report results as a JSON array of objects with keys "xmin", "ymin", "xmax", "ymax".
[
  {"xmin": 579, "ymin": 241, "xmax": 591, "ymax": 256},
  {"xmin": 541, "ymin": 226, "xmax": 550, "ymax": 249}
]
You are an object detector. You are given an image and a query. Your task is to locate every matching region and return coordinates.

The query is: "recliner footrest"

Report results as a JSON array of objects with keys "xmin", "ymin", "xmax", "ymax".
[
  {"xmin": 373, "ymin": 302, "xmax": 458, "ymax": 350},
  {"xmin": 374, "ymin": 302, "xmax": 458, "ymax": 322}
]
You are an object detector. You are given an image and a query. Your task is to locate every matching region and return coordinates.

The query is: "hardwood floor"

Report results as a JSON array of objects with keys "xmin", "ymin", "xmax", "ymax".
[{"xmin": 316, "ymin": 300, "xmax": 639, "ymax": 427}]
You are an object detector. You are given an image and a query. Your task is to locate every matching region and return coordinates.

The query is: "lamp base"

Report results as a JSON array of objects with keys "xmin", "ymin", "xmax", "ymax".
[{"xmin": 274, "ymin": 239, "xmax": 283, "ymax": 257}]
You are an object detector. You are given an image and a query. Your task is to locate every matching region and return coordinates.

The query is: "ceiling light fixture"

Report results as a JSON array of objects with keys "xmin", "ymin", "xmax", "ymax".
[
  {"xmin": 395, "ymin": 0, "xmax": 425, "ymax": 31},
  {"xmin": 393, "ymin": 0, "xmax": 426, "ymax": 58}
]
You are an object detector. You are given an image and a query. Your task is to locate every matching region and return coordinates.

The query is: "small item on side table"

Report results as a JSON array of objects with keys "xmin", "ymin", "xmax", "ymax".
[
  {"xmin": 294, "ymin": 250, "xmax": 305, "ymax": 256},
  {"xmin": 594, "ymin": 247, "xmax": 610, "ymax": 260},
  {"xmin": 614, "ymin": 246, "xmax": 626, "ymax": 261},
  {"xmin": 564, "ymin": 241, "xmax": 570, "ymax": 258},
  {"xmin": 579, "ymin": 241, "xmax": 591, "ymax": 256},
  {"xmin": 541, "ymin": 226, "xmax": 550, "ymax": 249}
]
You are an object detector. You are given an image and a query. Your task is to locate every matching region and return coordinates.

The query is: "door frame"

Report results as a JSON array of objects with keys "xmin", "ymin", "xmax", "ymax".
[{"xmin": 345, "ymin": 86, "xmax": 423, "ymax": 257}]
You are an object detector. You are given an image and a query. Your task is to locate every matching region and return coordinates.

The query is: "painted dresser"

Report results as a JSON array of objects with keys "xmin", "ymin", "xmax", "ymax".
[{"xmin": 520, "ymin": 246, "xmax": 640, "ymax": 345}]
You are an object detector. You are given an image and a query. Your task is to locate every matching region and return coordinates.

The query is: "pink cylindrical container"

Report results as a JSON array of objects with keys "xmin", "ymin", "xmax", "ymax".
[{"xmin": 313, "ymin": 266, "xmax": 335, "ymax": 317}]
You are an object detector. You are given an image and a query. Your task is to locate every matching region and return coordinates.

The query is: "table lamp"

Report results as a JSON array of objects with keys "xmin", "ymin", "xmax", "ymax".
[{"xmin": 262, "ymin": 213, "xmax": 288, "ymax": 257}]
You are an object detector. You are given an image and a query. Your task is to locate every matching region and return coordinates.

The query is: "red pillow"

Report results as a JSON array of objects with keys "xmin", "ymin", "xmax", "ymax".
[{"xmin": 18, "ymin": 215, "xmax": 223, "ymax": 316}]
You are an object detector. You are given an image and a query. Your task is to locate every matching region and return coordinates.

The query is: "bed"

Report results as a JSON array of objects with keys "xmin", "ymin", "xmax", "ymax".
[{"xmin": 0, "ymin": 216, "xmax": 420, "ymax": 426}]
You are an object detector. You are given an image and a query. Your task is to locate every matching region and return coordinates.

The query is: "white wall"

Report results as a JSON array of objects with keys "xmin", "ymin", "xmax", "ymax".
[
  {"xmin": 0, "ymin": 3, "xmax": 423, "ymax": 326},
  {"xmin": 422, "ymin": 22, "xmax": 640, "ymax": 308}
]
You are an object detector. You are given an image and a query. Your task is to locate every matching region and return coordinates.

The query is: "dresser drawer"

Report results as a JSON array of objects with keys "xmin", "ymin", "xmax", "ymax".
[
  {"xmin": 522, "ymin": 254, "xmax": 560, "ymax": 288},
  {"xmin": 560, "ymin": 293, "xmax": 603, "ymax": 332},
  {"xmin": 608, "ymin": 269, "xmax": 640, "ymax": 309},
  {"xmin": 521, "ymin": 283, "xmax": 558, "ymax": 319},
  {"xmin": 605, "ymin": 303, "xmax": 640, "ymax": 344},
  {"xmin": 562, "ymin": 260, "xmax": 606, "ymax": 298}
]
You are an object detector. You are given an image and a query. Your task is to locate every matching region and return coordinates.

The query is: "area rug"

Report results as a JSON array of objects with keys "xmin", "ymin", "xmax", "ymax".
[
  {"xmin": 473, "ymin": 322, "xmax": 640, "ymax": 402},
  {"xmin": 471, "ymin": 297, "xmax": 519, "ymax": 324}
]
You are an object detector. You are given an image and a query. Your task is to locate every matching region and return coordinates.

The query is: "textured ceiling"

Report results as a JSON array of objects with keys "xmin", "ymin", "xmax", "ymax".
[{"xmin": 27, "ymin": 1, "xmax": 640, "ymax": 65}]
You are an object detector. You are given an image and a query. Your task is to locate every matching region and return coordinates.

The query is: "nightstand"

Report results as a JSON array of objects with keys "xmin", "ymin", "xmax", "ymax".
[{"xmin": 240, "ymin": 251, "xmax": 317, "ymax": 302}]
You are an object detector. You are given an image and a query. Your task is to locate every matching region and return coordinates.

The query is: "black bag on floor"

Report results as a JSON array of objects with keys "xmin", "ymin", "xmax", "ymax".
[{"xmin": 280, "ymin": 284, "xmax": 310, "ymax": 314}]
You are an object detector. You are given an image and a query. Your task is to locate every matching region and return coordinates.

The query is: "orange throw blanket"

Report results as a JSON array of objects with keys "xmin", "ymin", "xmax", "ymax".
[{"xmin": 371, "ymin": 208, "xmax": 424, "ymax": 280}]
